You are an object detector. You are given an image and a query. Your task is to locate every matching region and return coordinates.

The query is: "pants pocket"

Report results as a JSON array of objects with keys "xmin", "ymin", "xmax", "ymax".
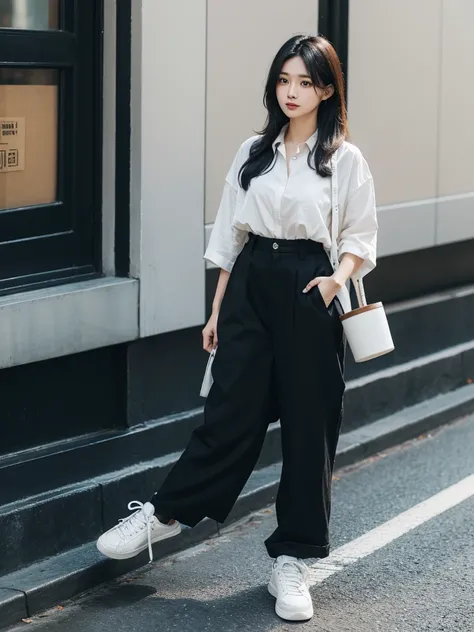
[{"xmin": 312, "ymin": 284, "xmax": 336, "ymax": 316}]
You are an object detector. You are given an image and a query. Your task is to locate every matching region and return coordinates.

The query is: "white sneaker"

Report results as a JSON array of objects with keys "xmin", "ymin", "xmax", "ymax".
[
  {"xmin": 96, "ymin": 501, "xmax": 181, "ymax": 562},
  {"xmin": 268, "ymin": 555, "xmax": 314, "ymax": 621}
]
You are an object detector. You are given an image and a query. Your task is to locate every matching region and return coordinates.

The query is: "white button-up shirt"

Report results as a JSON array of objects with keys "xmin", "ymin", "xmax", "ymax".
[{"xmin": 204, "ymin": 123, "xmax": 378, "ymax": 312}]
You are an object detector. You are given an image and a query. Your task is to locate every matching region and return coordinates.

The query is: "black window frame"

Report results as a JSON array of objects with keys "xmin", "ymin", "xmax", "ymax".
[{"xmin": 0, "ymin": 0, "xmax": 103, "ymax": 294}]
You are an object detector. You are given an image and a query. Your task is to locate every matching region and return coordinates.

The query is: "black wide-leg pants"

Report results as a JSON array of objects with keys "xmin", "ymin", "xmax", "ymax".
[{"xmin": 151, "ymin": 234, "xmax": 346, "ymax": 559}]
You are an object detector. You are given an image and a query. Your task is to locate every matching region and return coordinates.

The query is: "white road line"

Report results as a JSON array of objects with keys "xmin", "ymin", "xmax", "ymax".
[{"xmin": 308, "ymin": 473, "xmax": 474, "ymax": 586}]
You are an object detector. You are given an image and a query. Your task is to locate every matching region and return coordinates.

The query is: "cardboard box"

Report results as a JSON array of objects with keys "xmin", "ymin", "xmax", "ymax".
[{"xmin": 0, "ymin": 83, "xmax": 58, "ymax": 210}]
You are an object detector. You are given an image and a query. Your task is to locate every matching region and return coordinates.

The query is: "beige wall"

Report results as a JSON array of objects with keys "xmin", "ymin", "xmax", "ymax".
[
  {"xmin": 438, "ymin": 0, "xmax": 474, "ymax": 197},
  {"xmin": 349, "ymin": 0, "xmax": 474, "ymax": 203},
  {"xmin": 205, "ymin": 0, "xmax": 319, "ymax": 224},
  {"xmin": 348, "ymin": 0, "xmax": 441, "ymax": 206},
  {"xmin": 436, "ymin": 0, "xmax": 474, "ymax": 244},
  {"xmin": 348, "ymin": 0, "xmax": 474, "ymax": 254}
]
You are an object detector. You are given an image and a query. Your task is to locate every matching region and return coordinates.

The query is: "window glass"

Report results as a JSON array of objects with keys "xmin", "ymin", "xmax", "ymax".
[
  {"xmin": 0, "ymin": 0, "xmax": 59, "ymax": 30},
  {"xmin": 0, "ymin": 68, "xmax": 58, "ymax": 210}
]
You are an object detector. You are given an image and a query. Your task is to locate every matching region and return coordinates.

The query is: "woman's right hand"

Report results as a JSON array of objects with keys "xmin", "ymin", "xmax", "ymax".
[{"xmin": 202, "ymin": 311, "xmax": 218, "ymax": 352}]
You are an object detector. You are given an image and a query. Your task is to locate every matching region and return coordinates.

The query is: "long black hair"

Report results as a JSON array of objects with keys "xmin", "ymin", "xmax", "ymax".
[{"xmin": 239, "ymin": 34, "xmax": 348, "ymax": 190}]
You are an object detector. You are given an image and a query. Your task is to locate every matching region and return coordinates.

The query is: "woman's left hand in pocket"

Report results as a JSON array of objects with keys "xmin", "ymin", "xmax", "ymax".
[{"xmin": 303, "ymin": 275, "xmax": 341, "ymax": 307}]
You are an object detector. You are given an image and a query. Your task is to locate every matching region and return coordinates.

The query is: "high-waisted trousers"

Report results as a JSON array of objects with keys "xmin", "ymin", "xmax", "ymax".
[{"xmin": 150, "ymin": 233, "xmax": 346, "ymax": 559}]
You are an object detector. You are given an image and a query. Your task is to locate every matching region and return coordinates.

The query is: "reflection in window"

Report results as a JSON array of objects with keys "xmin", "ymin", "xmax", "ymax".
[{"xmin": 0, "ymin": 0, "xmax": 59, "ymax": 30}]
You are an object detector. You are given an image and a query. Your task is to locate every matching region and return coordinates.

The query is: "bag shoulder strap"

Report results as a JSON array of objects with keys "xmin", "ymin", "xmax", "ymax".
[
  {"xmin": 330, "ymin": 153, "xmax": 339, "ymax": 271},
  {"xmin": 330, "ymin": 150, "xmax": 367, "ymax": 308}
]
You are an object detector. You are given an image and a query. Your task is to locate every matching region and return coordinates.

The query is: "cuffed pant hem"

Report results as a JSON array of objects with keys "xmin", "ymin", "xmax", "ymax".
[
  {"xmin": 150, "ymin": 504, "xmax": 199, "ymax": 528},
  {"xmin": 265, "ymin": 540, "xmax": 330, "ymax": 560},
  {"xmin": 150, "ymin": 498, "xmax": 228, "ymax": 529}
]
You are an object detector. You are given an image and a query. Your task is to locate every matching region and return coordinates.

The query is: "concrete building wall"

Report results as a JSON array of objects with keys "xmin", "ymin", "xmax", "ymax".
[
  {"xmin": 347, "ymin": 0, "xmax": 474, "ymax": 257},
  {"xmin": 436, "ymin": 0, "xmax": 474, "ymax": 244},
  {"xmin": 3, "ymin": 0, "xmax": 473, "ymax": 365},
  {"xmin": 205, "ymin": 0, "xmax": 320, "ymax": 224}
]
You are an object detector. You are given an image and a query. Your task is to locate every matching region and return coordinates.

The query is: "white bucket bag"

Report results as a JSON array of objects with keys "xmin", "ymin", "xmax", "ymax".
[{"xmin": 329, "ymin": 152, "xmax": 394, "ymax": 363}]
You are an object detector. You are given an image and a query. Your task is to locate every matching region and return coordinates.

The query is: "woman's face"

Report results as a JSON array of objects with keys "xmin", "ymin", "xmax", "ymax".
[{"xmin": 276, "ymin": 56, "xmax": 331, "ymax": 120}]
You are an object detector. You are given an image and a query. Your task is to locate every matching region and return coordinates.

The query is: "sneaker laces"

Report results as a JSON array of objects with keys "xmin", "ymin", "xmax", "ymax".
[
  {"xmin": 117, "ymin": 501, "xmax": 155, "ymax": 562},
  {"xmin": 275, "ymin": 558, "xmax": 309, "ymax": 596}
]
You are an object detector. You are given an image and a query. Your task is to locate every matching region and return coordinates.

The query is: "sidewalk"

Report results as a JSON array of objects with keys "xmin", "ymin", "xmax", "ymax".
[{"xmin": 5, "ymin": 414, "xmax": 474, "ymax": 632}]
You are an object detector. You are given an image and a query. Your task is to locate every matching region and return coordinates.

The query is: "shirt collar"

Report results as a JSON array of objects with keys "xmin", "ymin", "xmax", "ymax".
[{"xmin": 272, "ymin": 123, "xmax": 319, "ymax": 153}]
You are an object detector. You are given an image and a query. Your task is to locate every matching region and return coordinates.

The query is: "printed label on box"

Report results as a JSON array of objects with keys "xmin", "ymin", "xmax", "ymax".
[{"xmin": 0, "ymin": 117, "xmax": 26, "ymax": 173}]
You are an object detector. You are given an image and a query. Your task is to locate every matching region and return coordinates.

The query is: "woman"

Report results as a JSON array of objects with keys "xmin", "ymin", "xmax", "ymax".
[{"xmin": 97, "ymin": 34, "xmax": 377, "ymax": 622}]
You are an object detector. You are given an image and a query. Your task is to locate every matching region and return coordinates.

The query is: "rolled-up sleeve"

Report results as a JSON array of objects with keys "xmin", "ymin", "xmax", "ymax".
[
  {"xmin": 204, "ymin": 143, "xmax": 249, "ymax": 272},
  {"xmin": 203, "ymin": 182, "xmax": 247, "ymax": 272},
  {"xmin": 338, "ymin": 151, "xmax": 378, "ymax": 279}
]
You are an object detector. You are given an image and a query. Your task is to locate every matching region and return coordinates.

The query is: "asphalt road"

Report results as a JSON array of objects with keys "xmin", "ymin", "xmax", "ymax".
[{"xmin": 7, "ymin": 414, "xmax": 474, "ymax": 632}]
